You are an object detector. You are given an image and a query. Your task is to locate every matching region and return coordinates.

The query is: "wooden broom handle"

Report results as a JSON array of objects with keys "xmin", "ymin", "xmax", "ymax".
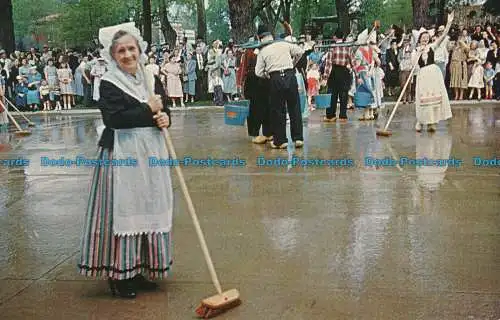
[
  {"xmin": 160, "ymin": 125, "xmax": 224, "ymax": 296},
  {"xmin": 145, "ymin": 63, "xmax": 223, "ymax": 295},
  {"xmin": 4, "ymin": 97, "xmax": 33, "ymax": 123},
  {"xmin": 382, "ymin": 50, "xmax": 423, "ymax": 132},
  {"xmin": 0, "ymin": 99, "xmax": 24, "ymax": 131}
]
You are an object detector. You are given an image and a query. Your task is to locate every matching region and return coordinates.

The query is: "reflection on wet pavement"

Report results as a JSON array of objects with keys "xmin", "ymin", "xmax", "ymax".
[{"xmin": 0, "ymin": 105, "xmax": 499, "ymax": 319}]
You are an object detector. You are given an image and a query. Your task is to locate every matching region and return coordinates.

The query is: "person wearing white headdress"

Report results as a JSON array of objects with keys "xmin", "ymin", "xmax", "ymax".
[
  {"xmin": 412, "ymin": 11, "xmax": 454, "ymax": 133},
  {"xmin": 352, "ymin": 28, "xmax": 378, "ymax": 120},
  {"xmin": 77, "ymin": 22, "xmax": 174, "ymax": 299}
]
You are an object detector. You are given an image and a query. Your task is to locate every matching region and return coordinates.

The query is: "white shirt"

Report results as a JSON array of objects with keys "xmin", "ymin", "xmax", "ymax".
[
  {"xmin": 434, "ymin": 36, "xmax": 450, "ymax": 63},
  {"xmin": 145, "ymin": 63, "xmax": 160, "ymax": 76},
  {"xmin": 196, "ymin": 53, "xmax": 204, "ymax": 69},
  {"xmin": 255, "ymin": 37, "xmax": 305, "ymax": 78}
]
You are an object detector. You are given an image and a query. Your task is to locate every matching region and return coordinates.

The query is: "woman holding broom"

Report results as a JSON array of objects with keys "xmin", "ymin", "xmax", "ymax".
[
  {"xmin": 412, "ymin": 11, "xmax": 454, "ymax": 132},
  {"xmin": 77, "ymin": 22, "xmax": 173, "ymax": 299}
]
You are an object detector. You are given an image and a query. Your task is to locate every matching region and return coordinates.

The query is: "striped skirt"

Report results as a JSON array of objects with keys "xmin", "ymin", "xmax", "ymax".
[{"xmin": 77, "ymin": 148, "xmax": 173, "ymax": 280}]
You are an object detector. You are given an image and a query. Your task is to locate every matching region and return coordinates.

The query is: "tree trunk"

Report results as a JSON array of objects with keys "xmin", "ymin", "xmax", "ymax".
[
  {"xmin": 283, "ymin": 0, "xmax": 292, "ymax": 23},
  {"xmin": 159, "ymin": 0, "xmax": 177, "ymax": 48},
  {"xmin": 412, "ymin": 0, "xmax": 431, "ymax": 28},
  {"xmin": 335, "ymin": 0, "xmax": 350, "ymax": 36},
  {"xmin": 228, "ymin": 0, "xmax": 254, "ymax": 44},
  {"xmin": 196, "ymin": 0, "xmax": 207, "ymax": 40},
  {"xmin": 0, "ymin": 0, "xmax": 15, "ymax": 53},
  {"xmin": 143, "ymin": 0, "xmax": 152, "ymax": 50}
]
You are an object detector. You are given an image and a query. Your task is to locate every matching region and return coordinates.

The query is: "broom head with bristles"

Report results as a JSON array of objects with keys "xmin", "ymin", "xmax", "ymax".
[
  {"xmin": 195, "ymin": 289, "xmax": 241, "ymax": 319},
  {"xmin": 14, "ymin": 130, "xmax": 32, "ymax": 137},
  {"xmin": 376, "ymin": 130, "xmax": 392, "ymax": 137}
]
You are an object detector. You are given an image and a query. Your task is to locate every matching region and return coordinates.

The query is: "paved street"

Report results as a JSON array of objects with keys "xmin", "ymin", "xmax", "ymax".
[{"xmin": 0, "ymin": 104, "xmax": 499, "ymax": 319}]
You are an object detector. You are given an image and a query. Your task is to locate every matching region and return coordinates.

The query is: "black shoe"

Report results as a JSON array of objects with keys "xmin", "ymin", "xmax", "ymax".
[
  {"xmin": 133, "ymin": 274, "xmax": 159, "ymax": 291},
  {"xmin": 108, "ymin": 278, "xmax": 137, "ymax": 299}
]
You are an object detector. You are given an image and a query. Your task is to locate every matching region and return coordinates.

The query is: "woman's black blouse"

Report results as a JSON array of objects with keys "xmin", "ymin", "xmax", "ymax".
[
  {"xmin": 97, "ymin": 75, "xmax": 171, "ymax": 149},
  {"xmin": 418, "ymin": 48, "xmax": 435, "ymax": 68}
]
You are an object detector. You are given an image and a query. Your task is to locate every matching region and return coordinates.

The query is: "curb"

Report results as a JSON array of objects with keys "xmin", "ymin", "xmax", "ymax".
[
  {"xmin": 10, "ymin": 106, "xmax": 225, "ymax": 116},
  {"xmin": 7, "ymin": 101, "xmax": 499, "ymax": 116}
]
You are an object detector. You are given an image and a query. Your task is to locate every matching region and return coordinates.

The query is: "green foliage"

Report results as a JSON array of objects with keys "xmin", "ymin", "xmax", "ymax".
[
  {"xmin": 206, "ymin": 0, "xmax": 231, "ymax": 43},
  {"xmin": 12, "ymin": 0, "xmax": 60, "ymax": 46},
  {"xmin": 291, "ymin": 0, "xmax": 336, "ymax": 37},
  {"xmin": 359, "ymin": 0, "xmax": 413, "ymax": 30},
  {"xmin": 483, "ymin": 0, "xmax": 500, "ymax": 15},
  {"xmin": 57, "ymin": 0, "xmax": 129, "ymax": 49},
  {"xmin": 12, "ymin": 0, "xmax": 200, "ymax": 50}
]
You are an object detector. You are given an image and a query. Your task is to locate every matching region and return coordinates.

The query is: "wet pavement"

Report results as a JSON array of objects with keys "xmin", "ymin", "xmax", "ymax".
[{"xmin": 0, "ymin": 104, "xmax": 499, "ymax": 319}]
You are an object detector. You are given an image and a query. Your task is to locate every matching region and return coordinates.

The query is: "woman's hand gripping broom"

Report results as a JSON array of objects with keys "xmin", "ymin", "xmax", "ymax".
[{"xmin": 144, "ymin": 66, "xmax": 241, "ymax": 318}]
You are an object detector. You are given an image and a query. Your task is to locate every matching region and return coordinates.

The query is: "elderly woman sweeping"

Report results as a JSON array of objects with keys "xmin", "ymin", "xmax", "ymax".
[
  {"xmin": 77, "ymin": 22, "xmax": 173, "ymax": 299},
  {"xmin": 412, "ymin": 11, "xmax": 454, "ymax": 132}
]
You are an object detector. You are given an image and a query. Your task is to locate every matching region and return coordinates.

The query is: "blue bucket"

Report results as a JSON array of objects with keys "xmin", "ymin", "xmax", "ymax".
[
  {"xmin": 224, "ymin": 104, "xmax": 249, "ymax": 126},
  {"xmin": 315, "ymin": 94, "xmax": 331, "ymax": 109},
  {"xmin": 228, "ymin": 99, "xmax": 250, "ymax": 108}
]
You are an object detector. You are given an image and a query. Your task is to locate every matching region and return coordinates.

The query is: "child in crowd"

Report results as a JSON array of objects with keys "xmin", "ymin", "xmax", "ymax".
[
  {"xmin": 212, "ymin": 73, "xmax": 224, "ymax": 106},
  {"xmin": 50, "ymin": 87, "xmax": 63, "ymax": 111},
  {"xmin": 39, "ymin": 80, "xmax": 51, "ymax": 111},
  {"xmin": 483, "ymin": 61, "xmax": 495, "ymax": 99},
  {"xmin": 306, "ymin": 63, "xmax": 320, "ymax": 111},
  {"xmin": 15, "ymin": 76, "xmax": 28, "ymax": 110}
]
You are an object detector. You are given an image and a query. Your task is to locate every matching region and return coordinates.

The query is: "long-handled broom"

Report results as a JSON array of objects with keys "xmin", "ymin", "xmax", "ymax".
[
  {"xmin": 0, "ymin": 100, "xmax": 32, "ymax": 137},
  {"xmin": 143, "ymin": 64, "xmax": 240, "ymax": 318},
  {"xmin": 3, "ymin": 97, "xmax": 36, "ymax": 127},
  {"xmin": 160, "ymin": 126, "xmax": 241, "ymax": 318},
  {"xmin": 376, "ymin": 51, "xmax": 422, "ymax": 137}
]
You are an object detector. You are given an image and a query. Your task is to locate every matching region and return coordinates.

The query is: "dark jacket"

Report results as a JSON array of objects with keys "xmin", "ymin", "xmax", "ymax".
[
  {"xmin": 485, "ymin": 48, "xmax": 499, "ymax": 66},
  {"xmin": 98, "ymin": 75, "xmax": 171, "ymax": 149}
]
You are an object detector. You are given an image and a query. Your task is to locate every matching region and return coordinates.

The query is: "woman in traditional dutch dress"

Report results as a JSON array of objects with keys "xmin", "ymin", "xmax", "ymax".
[
  {"xmin": 413, "ymin": 12, "xmax": 454, "ymax": 132},
  {"xmin": 77, "ymin": 22, "xmax": 173, "ymax": 299},
  {"xmin": 353, "ymin": 37, "xmax": 377, "ymax": 121}
]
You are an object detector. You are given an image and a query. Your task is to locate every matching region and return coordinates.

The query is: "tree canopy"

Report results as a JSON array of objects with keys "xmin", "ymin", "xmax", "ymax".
[{"xmin": 483, "ymin": 0, "xmax": 500, "ymax": 15}]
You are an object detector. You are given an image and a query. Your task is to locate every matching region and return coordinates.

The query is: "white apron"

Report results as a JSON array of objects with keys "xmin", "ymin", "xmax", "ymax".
[
  {"xmin": 415, "ymin": 64, "xmax": 452, "ymax": 125},
  {"xmin": 112, "ymin": 127, "xmax": 173, "ymax": 236}
]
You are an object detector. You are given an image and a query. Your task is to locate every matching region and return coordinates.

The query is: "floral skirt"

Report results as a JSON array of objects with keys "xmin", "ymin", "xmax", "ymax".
[{"xmin": 77, "ymin": 148, "xmax": 173, "ymax": 280}]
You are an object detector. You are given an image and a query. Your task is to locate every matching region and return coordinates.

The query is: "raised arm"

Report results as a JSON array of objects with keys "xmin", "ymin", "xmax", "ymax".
[{"xmin": 434, "ymin": 11, "xmax": 454, "ymax": 48}]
